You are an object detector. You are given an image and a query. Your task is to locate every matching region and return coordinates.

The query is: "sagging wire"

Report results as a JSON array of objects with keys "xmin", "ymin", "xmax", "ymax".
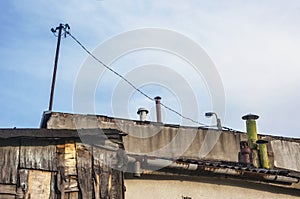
[{"xmin": 65, "ymin": 30, "xmax": 235, "ymax": 129}]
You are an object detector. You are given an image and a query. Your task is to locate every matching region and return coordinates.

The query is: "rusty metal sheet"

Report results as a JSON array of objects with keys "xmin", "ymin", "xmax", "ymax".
[
  {"xmin": 0, "ymin": 140, "xmax": 19, "ymax": 184},
  {"xmin": 20, "ymin": 139, "xmax": 57, "ymax": 171}
]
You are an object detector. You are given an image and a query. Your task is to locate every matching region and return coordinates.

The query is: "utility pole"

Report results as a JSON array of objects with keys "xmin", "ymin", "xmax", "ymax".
[{"xmin": 48, "ymin": 24, "xmax": 70, "ymax": 111}]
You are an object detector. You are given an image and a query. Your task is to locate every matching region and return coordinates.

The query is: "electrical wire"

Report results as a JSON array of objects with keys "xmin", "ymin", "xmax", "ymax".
[
  {"xmin": 66, "ymin": 30, "xmax": 221, "ymax": 128},
  {"xmin": 67, "ymin": 31, "xmax": 153, "ymax": 102}
]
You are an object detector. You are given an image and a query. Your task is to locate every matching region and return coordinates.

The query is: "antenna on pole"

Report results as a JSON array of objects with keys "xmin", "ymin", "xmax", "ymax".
[{"xmin": 48, "ymin": 23, "xmax": 70, "ymax": 111}]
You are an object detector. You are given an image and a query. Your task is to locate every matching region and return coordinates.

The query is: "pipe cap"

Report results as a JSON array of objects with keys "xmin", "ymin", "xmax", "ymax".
[
  {"xmin": 154, "ymin": 96, "xmax": 161, "ymax": 100},
  {"xmin": 137, "ymin": 108, "xmax": 149, "ymax": 114},
  {"xmin": 256, "ymin": 139, "xmax": 268, "ymax": 144},
  {"xmin": 242, "ymin": 114, "xmax": 259, "ymax": 120}
]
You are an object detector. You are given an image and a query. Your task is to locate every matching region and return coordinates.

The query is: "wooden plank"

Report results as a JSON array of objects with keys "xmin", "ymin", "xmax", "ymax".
[
  {"xmin": 0, "ymin": 184, "xmax": 16, "ymax": 195},
  {"xmin": 0, "ymin": 140, "xmax": 19, "ymax": 184},
  {"xmin": 56, "ymin": 143, "xmax": 65, "ymax": 199},
  {"xmin": 26, "ymin": 170, "xmax": 51, "ymax": 199},
  {"xmin": 64, "ymin": 142, "xmax": 77, "ymax": 176},
  {"xmin": 16, "ymin": 169, "xmax": 29, "ymax": 199},
  {"xmin": 93, "ymin": 171, "xmax": 101, "ymax": 199},
  {"xmin": 100, "ymin": 166, "xmax": 109, "ymax": 198},
  {"xmin": 64, "ymin": 191, "xmax": 79, "ymax": 199},
  {"xmin": 64, "ymin": 141, "xmax": 78, "ymax": 193},
  {"xmin": 108, "ymin": 173, "xmax": 112, "ymax": 195},
  {"xmin": 17, "ymin": 169, "xmax": 57, "ymax": 199},
  {"xmin": 49, "ymin": 172, "xmax": 57, "ymax": 199},
  {"xmin": 93, "ymin": 146, "xmax": 110, "ymax": 198},
  {"xmin": 109, "ymin": 170, "xmax": 122, "ymax": 199},
  {"xmin": 64, "ymin": 177, "xmax": 78, "ymax": 192},
  {"xmin": 0, "ymin": 194, "xmax": 15, "ymax": 199},
  {"xmin": 76, "ymin": 143, "xmax": 93, "ymax": 199},
  {"xmin": 57, "ymin": 141, "xmax": 79, "ymax": 198},
  {"xmin": 20, "ymin": 138, "xmax": 57, "ymax": 171},
  {"xmin": 93, "ymin": 146, "xmax": 124, "ymax": 199}
]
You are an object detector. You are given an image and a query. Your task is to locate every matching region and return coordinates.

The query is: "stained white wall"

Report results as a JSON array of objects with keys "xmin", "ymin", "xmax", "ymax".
[
  {"xmin": 124, "ymin": 177, "xmax": 300, "ymax": 199},
  {"xmin": 271, "ymin": 140, "xmax": 300, "ymax": 171}
]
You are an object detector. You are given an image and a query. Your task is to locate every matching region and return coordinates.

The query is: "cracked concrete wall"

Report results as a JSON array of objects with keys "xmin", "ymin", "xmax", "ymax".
[{"xmin": 45, "ymin": 112, "xmax": 300, "ymax": 172}]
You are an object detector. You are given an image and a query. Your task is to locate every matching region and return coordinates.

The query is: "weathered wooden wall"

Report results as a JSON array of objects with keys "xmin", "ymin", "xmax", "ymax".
[{"xmin": 0, "ymin": 129, "xmax": 125, "ymax": 199}]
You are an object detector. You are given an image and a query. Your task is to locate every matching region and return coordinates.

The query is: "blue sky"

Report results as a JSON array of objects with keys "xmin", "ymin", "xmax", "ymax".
[{"xmin": 0, "ymin": 0, "xmax": 300, "ymax": 137}]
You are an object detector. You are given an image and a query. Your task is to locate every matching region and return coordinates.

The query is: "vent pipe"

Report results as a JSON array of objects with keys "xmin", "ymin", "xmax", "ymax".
[
  {"xmin": 154, "ymin": 96, "xmax": 162, "ymax": 123},
  {"xmin": 133, "ymin": 160, "xmax": 141, "ymax": 177},
  {"xmin": 137, "ymin": 108, "xmax": 148, "ymax": 121},
  {"xmin": 257, "ymin": 140, "xmax": 270, "ymax": 169},
  {"xmin": 242, "ymin": 114, "xmax": 260, "ymax": 168},
  {"xmin": 242, "ymin": 114, "xmax": 259, "ymax": 149}
]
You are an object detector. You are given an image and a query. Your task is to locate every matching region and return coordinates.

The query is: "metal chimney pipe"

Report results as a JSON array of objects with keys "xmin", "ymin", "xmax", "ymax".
[
  {"xmin": 242, "ymin": 114, "xmax": 259, "ymax": 149},
  {"xmin": 242, "ymin": 114, "xmax": 260, "ymax": 168},
  {"xmin": 133, "ymin": 160, "xmax": 141, "ymax": 177},
  {"xmin": 137, "ymin": 108, "xmax": 149, "ymax": 121},
  {"xmin": 257, "ymin": 140, "xmax": 270, "ymax": 169},
  {"xmin": 154, "ymin": 96, "xmax": 162, "ymax": 123}
]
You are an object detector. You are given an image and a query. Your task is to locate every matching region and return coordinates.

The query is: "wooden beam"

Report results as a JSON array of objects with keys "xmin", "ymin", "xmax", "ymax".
[{"xmin": 0, "ymin": 129, "xmax": 126, "ymax": 139}]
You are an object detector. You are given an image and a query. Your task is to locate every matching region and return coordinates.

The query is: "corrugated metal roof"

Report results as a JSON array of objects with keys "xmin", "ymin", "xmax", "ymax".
[{"xmin": 127, "ymin": 154, "xmax": 300, "ymax": 185}]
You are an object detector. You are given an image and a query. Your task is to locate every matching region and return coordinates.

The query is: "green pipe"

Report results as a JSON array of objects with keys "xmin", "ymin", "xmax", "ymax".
[
  {"xmin": 242, "ymin": 114, "xmax": 261, "ymax": 168},
  {"xmin": 257, "ymin": 141, "xmax": 270, "ymax": 169},
  {"xmin": 242, "ymin": 114, "xmax": 259, "ymax": 149}
]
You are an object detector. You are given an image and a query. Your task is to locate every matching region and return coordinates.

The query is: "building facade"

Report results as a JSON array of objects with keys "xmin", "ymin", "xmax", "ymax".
[{"xmin": 41, "ymin": 112, "xmax": 300, "ymax": 199}]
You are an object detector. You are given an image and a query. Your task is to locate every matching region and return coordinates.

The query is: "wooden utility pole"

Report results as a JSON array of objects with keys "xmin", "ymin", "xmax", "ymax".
[{"xmin": 48, "ymin": 24, "xmax": 69, "ymax": 111}]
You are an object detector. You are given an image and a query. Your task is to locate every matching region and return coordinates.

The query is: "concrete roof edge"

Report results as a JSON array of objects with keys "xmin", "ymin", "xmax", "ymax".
[{"xmin": 42, "ymin": 111, "xmax": 300, "ymax": 142}]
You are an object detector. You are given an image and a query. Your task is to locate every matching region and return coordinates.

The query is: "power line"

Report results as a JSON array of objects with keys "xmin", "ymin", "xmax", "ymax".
[
  {"xmin": 66, "ymin": 30, "xmax": 211, "ymax": 127},
  {"xmin": 67, "ymin": 32, "xmax": 153, "ymax": 101},
  {"xmin": 160, "ymin": 102, "xmax": 207, "ymax": 126}
]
